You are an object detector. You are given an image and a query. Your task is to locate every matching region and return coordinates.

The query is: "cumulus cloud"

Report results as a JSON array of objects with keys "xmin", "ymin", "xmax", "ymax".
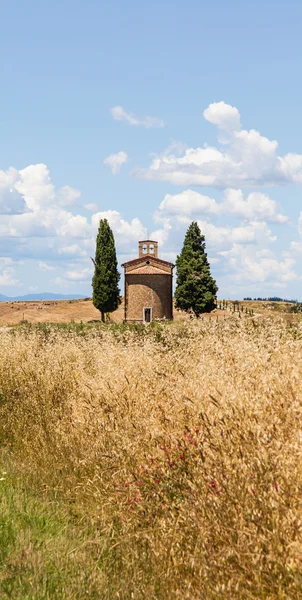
[
  {"xmin": 0, "ymin": 165, "xmax": 94, "ymax": 270},
  {"xmin": 0, "ymin": 167, "xmax": 27, "ymax": 214},
  {"xmin": 65, "ymin": 267, "xmax": 93, "ymax": 281},
  {"xmin": 151, "ymin": 189, "xmax": 298, "ymax": 291},
  {"xmin": 0, "ymin": 162, "xmax": 148, "ymax": 264},
  {"xmin": 15, "ymin": 164, "xmax": 55, "ymax": 211},
  {"xmin": 1, "ymin": 164, "xmax": 82, "ymax": 215},
  {"xmin": 153, "ymin": 210, "xmax": 277, "ymax": 261},
  {"xmin": 92, "ymin": 210, "xmax": 146, "ymax": 248},
  {"xmin": 203, "ymin": 101, "xmax": 241, "ymax": 133},
  {"xmin": 103, "ymin": 151, "xmax": 128, "ymax": 174},
  {"xmin": 136, "ymin": 101, "xmax": 302, "ymax": 188},
  {"xmin": 39, "ymin": 261, "xmax": 55, "ymax": 272},
  {"xmin": 111, "ymin": 106, "xmax": 164, "ymax": 128},
  {"xmin": 0, "ymin": 267, "xmax": 19, "ymax": 286},
  {"xmin": 0, "ymin": 258, "xmax": 19, "ymax": 286},
  {"xmin": 0, "ymin": 159, "xmax": 299, "ymax": 297},
  {"xmin": 221, "ymin": 189, "xmax": 289, "ymax": 223},
  {"xmin": 289, "ymin": 211, "xmax": 302, "ymax": 254},
  {"xmin": 219, "ymin": 245, "xmax": 297, "ymax": 285},
  {"xmin": 84, "ymin": 203, "xmax": 99, "ymax": 211},
  {"xmin": 197, "ymin": 220, "xmax": 276, "ymax": 250},
  {"xmin": 58, "ymin": 244, "xmax": 88, "ymax": 257},
  {"xmin": 156, "ymin": 188, "xmax": 288, "ymax": 224},
  {"xmin": 57, "ymin": 185, "xmax": 81, "ymax": 207},
  {"xmin": 158, "ymin": 190, "xmax": 220, "ymax": 216}
]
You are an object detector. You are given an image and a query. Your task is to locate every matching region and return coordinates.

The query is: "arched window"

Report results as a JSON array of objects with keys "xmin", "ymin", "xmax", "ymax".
[
  {"xmin": 149, "ymin": 244, "xmax": 154, "ymax": 254},
  {"xmin": 142, "ymin": 244, "xmax": 147, "ymax": 254}
]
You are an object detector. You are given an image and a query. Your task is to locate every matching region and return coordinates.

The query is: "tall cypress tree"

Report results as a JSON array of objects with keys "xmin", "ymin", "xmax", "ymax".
[
  {"xmin": 175, "ymin": 222, "xmax": 218, "ymax": 316},
  {"xmin": 92, "ymin": 219, "xmax": 121, "ymax": 322}
]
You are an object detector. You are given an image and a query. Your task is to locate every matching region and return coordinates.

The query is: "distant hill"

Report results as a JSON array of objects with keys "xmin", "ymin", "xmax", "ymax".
[{"xmin": 0, "ymin": 293, "xmax": 87, "ymax": 302}]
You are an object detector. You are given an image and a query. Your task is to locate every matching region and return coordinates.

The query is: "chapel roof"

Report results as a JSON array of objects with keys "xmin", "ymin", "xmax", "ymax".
[
  {"xmin": 125, "ymin": 264, "xmax": 170, "ymax": 275},
  {"xmin": 121, "ymin": 255, "xmax": 174, "ymax": 268}
]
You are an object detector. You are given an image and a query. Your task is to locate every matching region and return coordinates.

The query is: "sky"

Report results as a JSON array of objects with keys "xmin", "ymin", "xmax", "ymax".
[{"xmin": 0, "ymin": 0, "xmax": 302, "ymax": 300}]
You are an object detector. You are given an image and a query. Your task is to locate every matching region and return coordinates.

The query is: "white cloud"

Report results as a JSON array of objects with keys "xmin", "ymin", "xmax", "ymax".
[
  {"xmin": 65, "ymin": 267, "xmax": 93, "ymax": 281},
  {"xmin": 58, "ymin": 214, "xmax": 90, "ymax": 238},
  {"xmin": 58, "ymin": 244, "xmax": 87, "ymax": 257},
  {"xmin": 150, "ymin": 192, "xmax": 297, "ymax": 293},
  {"xmin": 156, "ymin": 188, "xmax": 288, "ymax": 224},
  {"xmin": 52, "ymin": 277, "xmax": 71, "ymax": 289},
  {"xmin": 197, "ymin": 220, "xmax": 276, "ymax": 250},
  {"xmin": 57, "ymin": 185, "xmax": 81, "ymax": 207},
  {"xmin": 15, "ymin": 164, "xmax": 55, "ymax": 211},
  {"xmin": 0, "ymin": 162, "xmax": 148, "ymax": 263},
  {"xmin": 84, "ymin": 203, "xmax": 99, "ymax": 211},
  {"xmin": 222, "ymin": 189, "xmax": 289, "ymax": 223},
  {"xmin": 0, "ymin": 267, "xmax": 19, "ymax": 286},
  {"xmin": 158, "ymin": 190, "xmax": 220, "ymax": 216},
  {"xmin": 0, "ymin": 167, "xmax": 26, "ymax": 214},
  {"xmin": 92, "ymin": 210, "xmax": 146, "ymax": 248},
  {"xmin": 203, "ymin": 101, "xmax": 241, "ymax": 133},
  {"xmin": 289, "ymin": 212, "xmax": 302, "ymax": 254},
  {"xmin": 111, "ymin": 106, "xmax": 164, "ymax": 128},
  {"xmin": 136, "ymin": 101, "xmax": 302, "ymax": 188},
  {"xmin": 39, "ymin": 261, "xmax": 55, "ymax": 272},
  {"xmin": 290, "ymin": 241, "xmax": 302, "ymax": 254},
  {"xmin": 0, "ymin": 258, "xmax": 19, "ymax": 286},
  {"xmin": 103, "ymin": 151, "xmax": 128, "ymax": 174},
  {"xmin": 0, "ymin": 158, "xmax": 299, "ymax": 298},
  {"xmin": 219, "ymin": 245, "xmax": 298, "ymax": 285}
]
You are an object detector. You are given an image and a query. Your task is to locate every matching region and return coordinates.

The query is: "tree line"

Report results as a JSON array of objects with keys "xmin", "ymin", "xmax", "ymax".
[
  {"xmin": 92, "ymin": 219, "xmax": 218, "ymax": 321},
  {"xmin": 244, "ymin": 296, "xmax": 299, "ymax": 303}
]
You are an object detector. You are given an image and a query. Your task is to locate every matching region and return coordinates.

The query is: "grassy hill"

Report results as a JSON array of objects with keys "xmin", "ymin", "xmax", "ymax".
[
  {"xmin": 0, "ymin": 297, "xmax": 301, "ymax": 327},
  {"xmin": 0, "ymin": 317, "xmax": 301, "ymax": 598}
]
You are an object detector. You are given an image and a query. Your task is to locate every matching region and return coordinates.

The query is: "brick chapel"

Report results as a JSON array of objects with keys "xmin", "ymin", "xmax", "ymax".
[{"xmin": 121, "ymin": 240, "xmax": 175, "ymax": 323}]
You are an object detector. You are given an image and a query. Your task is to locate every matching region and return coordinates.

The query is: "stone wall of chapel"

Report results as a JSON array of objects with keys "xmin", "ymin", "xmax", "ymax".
[{"xmin": 125, "ymin": 274, "xmax": 173, "ymax": 321}]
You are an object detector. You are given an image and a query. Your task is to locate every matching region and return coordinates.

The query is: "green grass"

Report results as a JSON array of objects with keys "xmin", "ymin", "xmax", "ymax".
[{"xmin": 0, "ymin": 464, "xmax": 108, "ymax": 600}]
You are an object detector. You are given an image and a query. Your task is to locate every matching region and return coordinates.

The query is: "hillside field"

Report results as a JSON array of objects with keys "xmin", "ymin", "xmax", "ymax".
[
  {"xmin": 0, "ymin": 297, "xmax": 300, "ymax": 327},
  {"xmin": 0, "ymin": 315, "xmax": 301, "ymax": 599}
]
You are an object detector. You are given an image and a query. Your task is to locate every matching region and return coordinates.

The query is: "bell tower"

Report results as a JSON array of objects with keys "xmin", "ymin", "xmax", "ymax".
[{"xmin": 138, "ymin": 240, "xmax": 158, "ymax": 258}]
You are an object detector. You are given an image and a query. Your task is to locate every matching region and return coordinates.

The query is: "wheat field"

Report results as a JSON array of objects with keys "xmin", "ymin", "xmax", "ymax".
[{"xmin": 0, "ymin": 316, "xmax": 301, "ymax": 599}]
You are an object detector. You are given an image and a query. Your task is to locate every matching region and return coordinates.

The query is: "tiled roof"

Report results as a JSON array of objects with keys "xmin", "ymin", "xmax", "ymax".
[
  {"xmin": 121, "ymin": 255, "xmax": 174, "ymax": 268},
  {"xmin": 127, "ymin": 264, "xmax": 170, "ymax": 275}
]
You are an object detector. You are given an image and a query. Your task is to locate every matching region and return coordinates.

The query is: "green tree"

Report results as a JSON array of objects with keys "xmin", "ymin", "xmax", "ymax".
[
  {"xmin": 175, "ymin": 221, "xmax": 218, "ymax": 316},
  {"xmin": 92, "ymin": 219, "xmax": 121, "ymax": 322}
]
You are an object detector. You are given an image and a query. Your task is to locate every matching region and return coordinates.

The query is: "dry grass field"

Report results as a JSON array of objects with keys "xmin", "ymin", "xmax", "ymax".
[
  {"xmin": 0, "ymin": 298, "xmax": 226, "ymax": 326},
  {"xmin": 0, "ymin": 298, "xmax": 103, "ymax": 326},
  {"xmin": 0, "ymin": 315, "xmax": 301, "ymax": 599},
  {"xmin": 0, "ymin": 296, "xmax": 299, "ymax": 327}
]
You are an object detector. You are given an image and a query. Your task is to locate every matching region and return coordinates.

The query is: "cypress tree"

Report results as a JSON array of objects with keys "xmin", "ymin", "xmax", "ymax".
[
  {"xmin": 92, "ymin": 219, "xmax": 121, "ymax": 322},
  {"xmin": 175, "ymin": 221, "xmax": 218, "ymax": 316}
]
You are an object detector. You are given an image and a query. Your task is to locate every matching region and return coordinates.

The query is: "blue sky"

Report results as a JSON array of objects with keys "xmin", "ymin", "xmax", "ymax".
[{"xmin": 0, "ymin": 0, "xmax": 302, "ymax": 299}]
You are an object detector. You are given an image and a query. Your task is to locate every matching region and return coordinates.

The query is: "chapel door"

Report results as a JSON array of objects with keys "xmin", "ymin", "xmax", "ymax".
[{"xmin": 144, "ymin": 308, "xmax": 152, "ymax": 323}]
